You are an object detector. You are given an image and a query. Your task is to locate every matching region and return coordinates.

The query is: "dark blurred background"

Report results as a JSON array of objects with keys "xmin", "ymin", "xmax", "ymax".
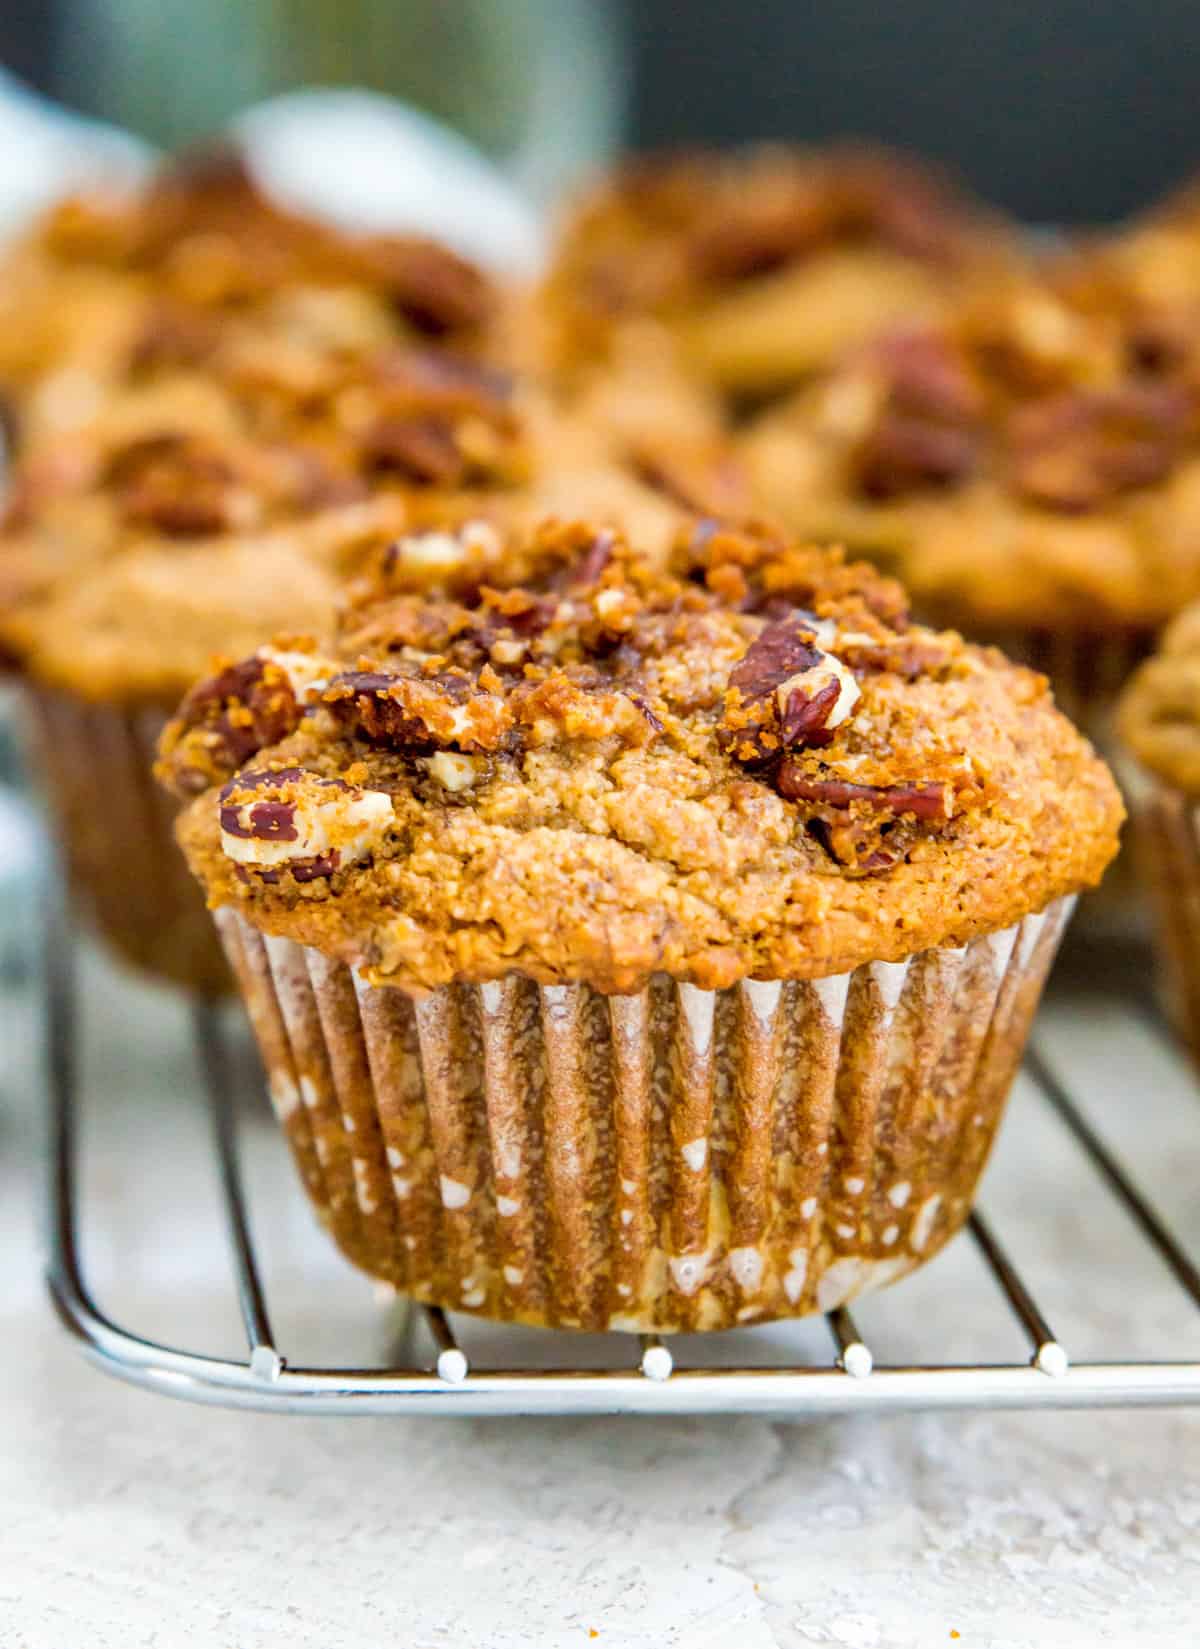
[{"xmin": 3, "ymin": 0, "xmax": 1197, "ymax": 221}]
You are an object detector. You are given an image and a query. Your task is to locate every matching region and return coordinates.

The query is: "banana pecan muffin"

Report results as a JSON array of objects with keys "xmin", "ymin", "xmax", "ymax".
[
  {"xmin": 159, "ymin": 517, "xmax": 1120, "ymax": 1331},
  {"xmin": 742, "ymin": 268, "xmax": 1200, "ymax": 737},
  {"xmin": 1118, "ymin": 606, "xmax": 1200, "ymax": 1058},
  {"xmin": 0, "ymin": 147, "xmax": 498, "ymax": 457},
  {"xmin": 2, "ymin": 305, "xmax": 731, "ymax": 991},
  {"xmin": 539, "ymin": 144, "xmax": 1012, "ymax": 407}
]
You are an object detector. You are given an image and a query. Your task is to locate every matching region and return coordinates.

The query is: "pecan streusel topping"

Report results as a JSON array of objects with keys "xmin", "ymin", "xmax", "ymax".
[{"xmin": 164, "ymin": 518, "xmax": 1121, "ymax": 993}]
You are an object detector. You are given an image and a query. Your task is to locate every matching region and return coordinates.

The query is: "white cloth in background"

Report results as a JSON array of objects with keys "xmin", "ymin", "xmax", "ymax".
[
  {"xmin": 0, "ymin": 73, "xmax": 545, "ymax": 272},
  {"xmin": 0, "ymin": 67, "xmax": 151, "ymax": 235},
  {"xmin": 235, "ymin": 89, "xmax": 546, "ymax": 275}
]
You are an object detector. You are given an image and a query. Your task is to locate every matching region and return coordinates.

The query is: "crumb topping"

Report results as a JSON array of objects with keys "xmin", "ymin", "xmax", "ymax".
[{"xmin": 164, "ymin": 517, "xmax": 1122, "ymax": 992}]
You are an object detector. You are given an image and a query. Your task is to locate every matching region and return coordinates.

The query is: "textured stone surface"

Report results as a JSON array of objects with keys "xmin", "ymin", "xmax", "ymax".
[{"xmin": 2, "ymin": 939, "xmax": 1200, "ymax": 1648}]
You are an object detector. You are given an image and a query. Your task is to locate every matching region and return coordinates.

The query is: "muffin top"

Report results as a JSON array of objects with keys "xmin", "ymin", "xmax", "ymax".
[
  {"xmin": 162, "ymin": 517, "xmax": 1121, "ymax": 994},
  {"xmin": 742, "ymin": 270, "xmax": 1200, "ymax": 628},
  {"xmin": 1117, "ymin": 603, "xmax": 1200, "ymax": 792},
  {"xmin": 0, "ymin": 149, "xmax": 497, "ymax": 449},
  {"xmin": 540, "ymin": 144, "xmax": 1010, "ymax": 397}
]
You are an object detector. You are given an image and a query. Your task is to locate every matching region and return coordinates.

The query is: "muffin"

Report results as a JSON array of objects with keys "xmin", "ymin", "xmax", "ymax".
[
  {"xmin": 2, "ymin": 282, "xmax": 733, "ymax": 991},
  {"xmin": 0, "ymin": 147, "xmax": 498, "ymax": 457},
  {"xmin": 741, "ymin": 270, "xmax": 1200, "ymax": 739},
  {"xmin": 537, "ymin": 144, "xmax": 1013, "ymax": 409},
  {"xmin": 158, "ymin": 517, "xmax": 1120, "ymax": 1331},
  {"xmin": 1117, "ymin": 607, "xmax": 1200, "ymax": 1054}
]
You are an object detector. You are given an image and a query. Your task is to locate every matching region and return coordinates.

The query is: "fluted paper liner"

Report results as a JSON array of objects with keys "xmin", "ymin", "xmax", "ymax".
[
  {"xmin": 1128, "ymin": 772, "xmax": 1200, "ymax": 1065},
  {"xmin": 26, "ymin": 685, "xmax": 230, "ymax": 994},
  {"xmin": 217, "ymin": 897, "xmax": 1074, "ymax": 1332}
]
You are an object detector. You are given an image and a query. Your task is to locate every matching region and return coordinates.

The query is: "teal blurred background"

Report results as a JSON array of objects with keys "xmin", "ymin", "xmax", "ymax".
[{"xmin": 4, "ymin": 0, "xmax": 1199, "ymax": 219}]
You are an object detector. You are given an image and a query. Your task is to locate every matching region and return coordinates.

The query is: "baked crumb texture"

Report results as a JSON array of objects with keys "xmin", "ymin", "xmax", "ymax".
[
  {"xmin": 165, "ymin": 517, "xmax": 1122, "ymax": 993},
  {"xmin": 541, "ymin": 144, "xmax": 1010, "ymax": 396},
  {"xmin": 218, "ymin": 894, "xmax": 1073, "ymax": 1330}
]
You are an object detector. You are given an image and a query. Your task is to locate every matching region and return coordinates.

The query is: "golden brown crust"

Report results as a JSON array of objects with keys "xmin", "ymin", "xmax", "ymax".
[
  {"xmin": 540, "ymin": 144, "xmax": 1012, "ymax": 396},
  {"xmin": 166, "ymin": 518, "xmax": 1122, "ymax": 994}
]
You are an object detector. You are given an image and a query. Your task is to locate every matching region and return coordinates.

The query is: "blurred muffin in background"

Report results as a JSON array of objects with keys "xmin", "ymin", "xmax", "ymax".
[
  {"xmin": 740, "ymin": 265, "xmax": 1200, "ymax": 741},
  {"xmin": 1118, "ymin": 607, "xmax": 1200, "ymax": 1055},
  {"xmin": 0, "ymin": 146, "xmax": 498, "ymax": 458},
  {"xmin": 534, "ymin": 144, "xmax": 1015, "ymax": 411}
]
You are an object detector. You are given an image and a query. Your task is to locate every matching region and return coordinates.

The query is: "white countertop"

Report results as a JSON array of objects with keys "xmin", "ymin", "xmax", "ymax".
[{"xmin": 3, "ymin": 934, "xmax": 1200, "ymax": 1649}]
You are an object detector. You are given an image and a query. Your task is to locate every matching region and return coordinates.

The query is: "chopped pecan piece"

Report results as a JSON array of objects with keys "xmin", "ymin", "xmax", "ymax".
[
  {"xmin": 218, "ymin": 766, "xmax": 393, "ymax": 878},
  {"xmin": 128, "ymin": 303, "xmax": 222, "ymax": 374},
  {"xmin": 321, "ymin": 668, "xmax": 512, "ymax": 752},
  {"xmin": 1009, "ymin": 383, "xmax": 1192, "ymax": 510},
  {"xmin": 362, "ymin": 416, "xmax": 465, "ymax": 484},
  {"xmin": 779, "ymin": 679, "xmax": 841, "ymax": 745},
  {"xmin": 873, "ymin": 329, "xmax": 981, "ymax": 424},
  {"xmin": 720, "ymin": 616, "xmax": 860, "ymax": 762},
  {"xmin": 856, "ymin": 416, "xmax": 979, "ymax": 498},
  {"xmin": 109, "ymin": 434, "xmax": 251, "ymax": 537},
  {"xmin": 157, "ymin": 652, "xmax": 318, "ymax": 795},
  {"xmin": 728, "ymin": 618, "xmax": 823, "ymax": 704},
  {"xmin": 366, "ymin": 237, "xmax": 495, "ymax": 336},
  {"xmin": 776, "ymin": 767, "xmax": 951, "ymax": 819},
  {"xmin": 851, "ymin": 330, "xmax": 983, "ymax": 499}
]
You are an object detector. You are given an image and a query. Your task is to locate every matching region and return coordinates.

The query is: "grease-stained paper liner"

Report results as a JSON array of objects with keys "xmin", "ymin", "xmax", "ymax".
[
  {"xmin": 1127, "ymin": 771, "xmax": 1200, "ymax": 1066},
  {"xmin": 217, "ymin": 897, "xmax": 1074, "ymax": 1332},
  {"xmin": 26, "ymin": 685, "xmax": 230, "ymax": 994}
]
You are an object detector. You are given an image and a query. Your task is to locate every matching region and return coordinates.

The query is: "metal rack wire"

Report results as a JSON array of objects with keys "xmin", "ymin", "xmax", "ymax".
[{"xmin": 43, "ymin": 901, "xmax": 1200, "ymax": 1418}]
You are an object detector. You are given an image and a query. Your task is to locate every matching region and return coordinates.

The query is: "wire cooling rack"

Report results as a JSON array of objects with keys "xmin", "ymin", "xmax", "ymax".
[{"xmin": 43, "ymin": 899, "xmax": 1200, "ymax": 1418}]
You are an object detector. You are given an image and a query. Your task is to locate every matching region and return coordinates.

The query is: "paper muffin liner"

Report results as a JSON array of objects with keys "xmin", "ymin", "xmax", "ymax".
[
  {"xmin": 1126, "ymin": 769, "xmax": 1200, "ymax": 1062},
  {"xmin": 216, "ymin": 896, "xmax": 1074, "ymax": 1333},
  {"xmin": 25, "ymin": 685, "xmax": 230, "ymax": 994}
]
